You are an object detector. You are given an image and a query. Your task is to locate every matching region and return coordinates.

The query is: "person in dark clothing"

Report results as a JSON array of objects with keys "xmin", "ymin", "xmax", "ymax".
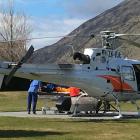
[{"xmin": 27, "ymin": 80, "xmax": 42, "ymax": 114}]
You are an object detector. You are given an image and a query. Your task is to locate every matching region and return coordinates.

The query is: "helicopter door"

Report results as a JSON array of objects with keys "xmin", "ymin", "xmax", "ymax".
[
  {"xmin": 133, "ymin": 65, "xmax": 140, "ymax": 91},
  {"xmin": 121, "ymin": 66, "xmax": 137, "ymax": 92}
]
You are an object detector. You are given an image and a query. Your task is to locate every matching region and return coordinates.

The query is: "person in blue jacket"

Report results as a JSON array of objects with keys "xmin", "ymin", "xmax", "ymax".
[{"xmin": 27, "ymin": 80, "xmax": 42, "ymax": 114}]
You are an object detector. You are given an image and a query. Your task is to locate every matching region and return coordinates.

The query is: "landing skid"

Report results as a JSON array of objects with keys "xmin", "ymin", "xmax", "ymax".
[
  {"xmin": 42, "ymin": 106, "xmax": 140, "ymax": 119},
  {"xmin": 71, "ymin": 101, "xmax": 122, "ymax": 118},
  {"xmin": 70, "ymin": 100, "xmax": 140, "ymax": 119},
  {"xmin": 131, "ymin": 100, "xmax": 140, "ymax": 116},
  {"xmin": 70, "ymin": 111, "xmax": 140, "ymax": 119}
]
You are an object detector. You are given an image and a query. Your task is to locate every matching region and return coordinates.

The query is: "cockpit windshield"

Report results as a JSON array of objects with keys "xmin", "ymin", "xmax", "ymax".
[{"xmin": 122, "ymin": 66, "xmax": 134, "ymax": 81}]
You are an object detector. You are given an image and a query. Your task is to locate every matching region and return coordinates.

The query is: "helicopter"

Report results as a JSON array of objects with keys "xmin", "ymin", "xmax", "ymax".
[{"xmin": 0, "ymin": 30, "xmax": 140, "ymax": 118}]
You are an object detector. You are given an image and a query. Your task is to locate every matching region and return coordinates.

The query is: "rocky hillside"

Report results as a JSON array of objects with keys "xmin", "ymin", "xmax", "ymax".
[{"xmin": 30, "ymin": 0, "xmax": 140, "ymax": 64}]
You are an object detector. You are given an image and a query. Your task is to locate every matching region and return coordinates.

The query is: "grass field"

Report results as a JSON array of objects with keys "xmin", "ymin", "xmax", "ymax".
[
  {"xmin": 0, "ymin": 91, "xmax": 140, "ymax": 140},
  {"xmin": 0, "ymin": 91, "xmax": 139, "ymax": 112},
  {"xmin": 0, "ymin": 91, "xmax": 53, "ymax": 112},
  {"xmin": 0, "ymin": 117, "xmax": 140, "ymax": 140}
]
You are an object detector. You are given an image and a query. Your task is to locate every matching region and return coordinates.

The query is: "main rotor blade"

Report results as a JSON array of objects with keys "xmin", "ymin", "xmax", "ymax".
[
  {"xmin": 5, "ymin": 45, "xmax": 34, "ymax": 86},
  {"xmin": 0, "ymin": 34, "xmax": 95, "ymax": 43},
  {"xmin": 118, "ymin": 37, "xmax": 140, "ymax": 48},
  {"xmin": 116, "ymin": 34, "xmax": 140, "ymax": 37}
]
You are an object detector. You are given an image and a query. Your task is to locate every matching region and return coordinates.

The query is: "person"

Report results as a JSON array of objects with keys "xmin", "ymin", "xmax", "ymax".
[{"xmin": 27, "ymin": 80, "xmax": 42, "ymax": 114}]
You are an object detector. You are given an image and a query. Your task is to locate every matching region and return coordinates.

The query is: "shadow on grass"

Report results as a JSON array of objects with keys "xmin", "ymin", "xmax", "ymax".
[{"xmin": 0, "ymin": 130, "xmax": 68, "ymax": 138}]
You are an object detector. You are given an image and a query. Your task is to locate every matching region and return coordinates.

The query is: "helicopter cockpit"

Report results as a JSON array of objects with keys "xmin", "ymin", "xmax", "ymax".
[
  {"xmin": 73, "ymin": 47, "xmax": 123, "ymax": 66},
  {"xmin": 84, "ymin": 48, "xmax": 122, "ymax": 63}
]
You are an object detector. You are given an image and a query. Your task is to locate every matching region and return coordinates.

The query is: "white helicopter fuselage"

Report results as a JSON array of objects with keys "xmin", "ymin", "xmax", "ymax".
[{"xmin": 1, "ymin": 47, "xmax": 140, "ymax": 102}]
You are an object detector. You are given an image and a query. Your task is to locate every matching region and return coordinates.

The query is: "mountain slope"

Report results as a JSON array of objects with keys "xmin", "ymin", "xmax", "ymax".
[{"xmin": 30, "ymin": 0, "xmax": 140, "ymax": 64}]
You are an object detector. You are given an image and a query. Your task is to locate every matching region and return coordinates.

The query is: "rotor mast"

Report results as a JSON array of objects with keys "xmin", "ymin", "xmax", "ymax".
[{"xmin": 100, "ymin": 31, "xmax": 117, "ymax": 50}]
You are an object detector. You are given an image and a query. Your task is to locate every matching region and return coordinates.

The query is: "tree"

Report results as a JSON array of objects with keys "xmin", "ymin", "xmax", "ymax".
[{"xmin": 0, "ymin": 1, "xmax": 32, "ymax": 62}]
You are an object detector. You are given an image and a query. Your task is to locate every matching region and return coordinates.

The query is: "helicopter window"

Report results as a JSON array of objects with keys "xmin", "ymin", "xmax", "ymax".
[
  {"xmin": 122, "ymin": 66, "xmax": 135, "ymax": 81},
  {"xmin": 102, "ymin": 50, "xmax": 106, "ymax": 55},
  {"xmin": 101, "ymin": 56, "xmax": 106, "ymax": 63},
  {"xmin": 96, "ymin": 53, "xmax": 101, "ymax": 56},
  {"xmin": 93, "ymin": 57, "xmax": 95, "ymax": 61},
  {"xmin": 108, "ymin": 51, "xmax": 113, "ymax": 57}
]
